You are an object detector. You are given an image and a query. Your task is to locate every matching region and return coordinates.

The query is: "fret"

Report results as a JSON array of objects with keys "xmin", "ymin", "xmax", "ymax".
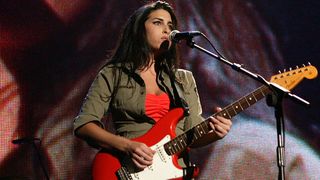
[
  {"xmin": 167, "ymin": 143, "xmax": 174, "ymax": 154},
  {"xmin": 166, "ymin": 144, "xmax": 174, "ymax": 155},
  {"xmin": 230, "ymin": 104, "xmax": 238, "ymax": 115},
  {"xmin": 252, "ymin": 92, "xmax": 258, "ymax": 101},
  {"xmin": 173, "ymin": 138, "xmax": 181, "ymax": 152},
  {"xmin": 248, "ymin": 95, "xmax": 256, "ymax": 104},
  {"xmin": 196, "ymin": 124, "xmax": 205, "ymax": 137},
  {"xmin": 220, "ymin": 111, "xmax": 227, "ymax": 119},
  {"xmin": 203, "ymin": 121, "xmax": 210, "ymax": 131},
  {"xmin": 177, "ymin": 138, "xmax": 184, "ymax": 151},
  {"xmin": 222, "ymin": 109, "xmax": 232, "ymax": 119},
  {"xmin": 224, "ymin": 107, "xmax": 234, "ymax": 117},
  {"xmin": 239, "ymin": 101, "xmax": 244, "ymax": 110},
  {"xmin": 192, "ymin": 128, "xmax": 200, "ymax": 141},
  {"xmin": 200, "ymin": 123, "xmax": 206, "ymax": 134},
  {"xmin": 177, "ymin": 137, "xmax": 184, "ymax": 150},
  {"xmin": 195, "ymin": 125, "xmax": 202, "ymax": 138},
  {"xmin": 259, "ymin": 86, "xmax": 266, "ymax": 96},
  {"xmin": 254, "ymin": 88, "xmax": 262, "ymax": 99},
  {"xmin": 252, "ymin": 90, "xmax": 259, "ymax": 100},
  {"xmin": 178, "ymin": 137, "xmax": 185, "ymax": 150},
  {"xmin": 201, "ymin": 121, "xmax": 210, "ymax": 134},
  {"xmin": 182, "ymin": 134, "xmax": 188, "ymax": 147},
  {"xmin": 201, "ymin": 121, "xmax": 209, "ymax": 135},
  {"xmin": 201, "ymin": 121, "xmax": 210, "ymax": 135},
  {"xmin": 193, "ymin": 127, "xmax": 200, "ymax": 142},
  {"xmin": 244, "ymin": 96, "xmax": 251, "ymax": 106},
  {"xmin": 168, "ymin": 141, "xmax": 176, "ymax": 154},
  {"xmin": 235, "ymin": 101, "xmax": 243, "ymax": 111},
  {"xmin": 264, "ymin": 86, "xmax": 271, "ymax": 95},
  {"xmin": 179, "ymin": 136, "xmax": 187, "ymax": 148},
  {"xmin": 172, "ymin": 140, "xmax": 179, "ymax": 152},
  {"xmin": 179, "ymin": 137, "xmax": 187, "ymax": 149},
  {"xmin": 239, "ymin": 98, "xmax": 249, "ymax": 109}
]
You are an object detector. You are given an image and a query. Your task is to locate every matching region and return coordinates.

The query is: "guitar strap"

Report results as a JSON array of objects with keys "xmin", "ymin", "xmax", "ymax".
[
  {"xmin": 158, "ymin": 58, "xmax": 190, "ymax": 116},
  {"xmin": 170, "ymin": 74, "xmax": 190, "ymax": 116}
]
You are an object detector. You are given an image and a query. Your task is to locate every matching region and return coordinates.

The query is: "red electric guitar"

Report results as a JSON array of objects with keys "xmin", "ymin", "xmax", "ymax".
[{"xmin": 92, "ymin": 64, "xmax": 318, "ymax": 180}]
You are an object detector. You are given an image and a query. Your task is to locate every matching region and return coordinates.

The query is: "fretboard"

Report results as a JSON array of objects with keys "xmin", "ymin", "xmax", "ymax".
[{"xmin": 164, "ymin": 85, "xmax": 271, "ymax": 155}]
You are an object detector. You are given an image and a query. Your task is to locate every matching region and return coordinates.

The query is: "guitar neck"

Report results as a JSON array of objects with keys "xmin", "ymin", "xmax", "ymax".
[{"xmin": 164, "ymin": 85, "xmax": 271, "ymax": 155}]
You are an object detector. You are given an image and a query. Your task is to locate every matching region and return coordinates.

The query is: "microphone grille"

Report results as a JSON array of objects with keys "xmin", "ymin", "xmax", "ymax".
[{"xmin": 169, "ymin": 30, "xmax": 180, "ymax": 41}]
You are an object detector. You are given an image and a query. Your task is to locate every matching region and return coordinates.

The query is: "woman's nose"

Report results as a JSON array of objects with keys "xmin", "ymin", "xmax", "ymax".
[{"xmin": 163, "ymin": 26, "xmax": 169, "ymax": 34}]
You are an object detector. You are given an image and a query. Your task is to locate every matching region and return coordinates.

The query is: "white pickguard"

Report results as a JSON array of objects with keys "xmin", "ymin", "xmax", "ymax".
[{"xmin": 129, "ymin": 135, "xmax": 183, "ymax": 180}]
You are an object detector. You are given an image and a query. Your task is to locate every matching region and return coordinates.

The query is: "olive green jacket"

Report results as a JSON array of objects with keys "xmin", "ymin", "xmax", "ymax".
[{"xmin": 73, "ymin": 64, "xmax": 204, "ymax": 139}]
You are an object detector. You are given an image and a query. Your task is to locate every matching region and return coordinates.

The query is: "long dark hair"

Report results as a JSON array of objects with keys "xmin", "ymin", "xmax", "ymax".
[{"xmin": 108, "ymin": 0, "xmax": 179, "ymax": 71}]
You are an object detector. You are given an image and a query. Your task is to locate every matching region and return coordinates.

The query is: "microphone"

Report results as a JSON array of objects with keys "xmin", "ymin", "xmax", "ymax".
[{"xmin": 169, "ymin": 30, "xmax": 202, "ymax": 43}]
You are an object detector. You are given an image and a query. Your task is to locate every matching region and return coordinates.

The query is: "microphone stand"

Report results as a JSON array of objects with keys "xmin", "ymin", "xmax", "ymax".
[
  {"xmin": 12, "ymin": 137, "xmax": 50, "ymax": 180},
  {"xmin": 184, "ymin": 38, "xmax": 310, "ymax": 180}
]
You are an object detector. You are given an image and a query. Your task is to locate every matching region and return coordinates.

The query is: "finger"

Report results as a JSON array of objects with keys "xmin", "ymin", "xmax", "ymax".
[
  {"xmin": 214, "ymin": 124, "xmax": 228, "ymax": 134},
  {"xmin": 208, "ymin": 121, "xmax": 215, "ymax": 131},
  {"xmin": 212, "ymin": 107, "xmax": 222, "ymax": 113},
  {"xmin": 143, "ymin": 146, "xmax": 156, "ymax": 157},
  {"xmin": 213, "ymin": 129, "xmax": 226, "ymax": 138},
  {"xmin": 213, "ymin": 124, "xmax": 230, "ymax": 139},
  {"xmin": 210, "ymin": 116, "xmax": 223, "ymax": 126},
  {"xmin": 137, "ymin": 156, "xmax": 153, "ymax": 166},
  {"xmin": 139, "ymin": 147, "xmax": 155, "ymax": 161},
  {"xmin": 132, "ymin": 158, "xmax": 147, "ymax": 170},
  {"xmin": 140, "ymin": 151, "xmax": 153, "ymax": 161},
  {"xmin": 131, "ymin": 143, "xmax": 154, "ymax": 159},
  {"xmin": 214, "ymin": 116, "xmax": 232, "ymax": 126},
  {"xmin": 210, "ymin": 116, "xmax": 231, "ymax": 132},
  {"xmin": 209, "ymin": 122, "xmax": 226, "ymax": 138},
  {"xmin": 213, "ymin": 118, "xmax": 231, "ymax": 132},
  {"xmin": 137, "ymin": 143, "xmax": 155, "ymax": 155},
  {"xmin": 132, "ymin": 153, "xmax": 153, "ymax": 165}
]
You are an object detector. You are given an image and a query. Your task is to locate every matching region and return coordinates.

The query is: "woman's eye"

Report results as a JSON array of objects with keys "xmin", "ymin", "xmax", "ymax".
[{"xmin": 153, "ymin": 21, "xmax": 161, "ymax": 25}]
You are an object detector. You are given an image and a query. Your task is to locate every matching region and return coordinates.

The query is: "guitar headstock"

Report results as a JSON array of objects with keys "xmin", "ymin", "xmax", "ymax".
[{"xmin": 270, "ymin": 64, "xmax": 318, "ymax": 90}]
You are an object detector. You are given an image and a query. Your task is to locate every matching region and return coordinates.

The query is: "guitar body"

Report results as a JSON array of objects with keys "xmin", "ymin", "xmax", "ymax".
[{"xmin": 92, "ymin": 108, "xmax": 197, "ymax": 180}]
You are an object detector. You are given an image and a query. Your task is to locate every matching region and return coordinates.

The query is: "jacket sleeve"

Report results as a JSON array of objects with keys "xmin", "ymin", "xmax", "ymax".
[{"xmin": 73, "ymin": 66, "xmax": 115, "ymax": 135}]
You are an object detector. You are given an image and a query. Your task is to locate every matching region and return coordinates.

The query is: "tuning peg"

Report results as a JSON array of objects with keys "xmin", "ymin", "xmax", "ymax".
[
  {"xmin": 308, "ymin": 62, "xmax": 311, "ymax": 65},
  {"xmin": 289, "ymin": 67, "xmax": 292, "ymax": 71},
  {"xmin": 296, "ymin": 65, "xmax": 299, "ymax": 69},
  {"xmin": 283, "ymin": 69, "xmax": 286, "ymax": 72},
  {"xmin": 278, "ymin": 70, "xmax": 282, "ymax": 74},
  {"xmin": 302, "ymin": 64, "xmax": 306, "ymax": 67}
]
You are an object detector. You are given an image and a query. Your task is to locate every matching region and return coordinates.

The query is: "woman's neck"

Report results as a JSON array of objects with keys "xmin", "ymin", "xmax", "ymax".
[{"xmin": 141, "ymin": 59, "xmax": 155, "ymax": 74}]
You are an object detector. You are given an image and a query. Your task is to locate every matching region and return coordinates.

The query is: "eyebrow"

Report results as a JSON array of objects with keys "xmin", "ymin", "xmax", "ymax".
[{"xmin": 152, "ymin": 17, "xmax": 173, "ymax": 25}]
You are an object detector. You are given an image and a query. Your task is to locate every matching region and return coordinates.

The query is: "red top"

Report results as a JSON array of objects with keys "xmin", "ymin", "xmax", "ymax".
[{"xmin": 145, "ymin": 93, "xmax": 170, "ymax": 122}]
